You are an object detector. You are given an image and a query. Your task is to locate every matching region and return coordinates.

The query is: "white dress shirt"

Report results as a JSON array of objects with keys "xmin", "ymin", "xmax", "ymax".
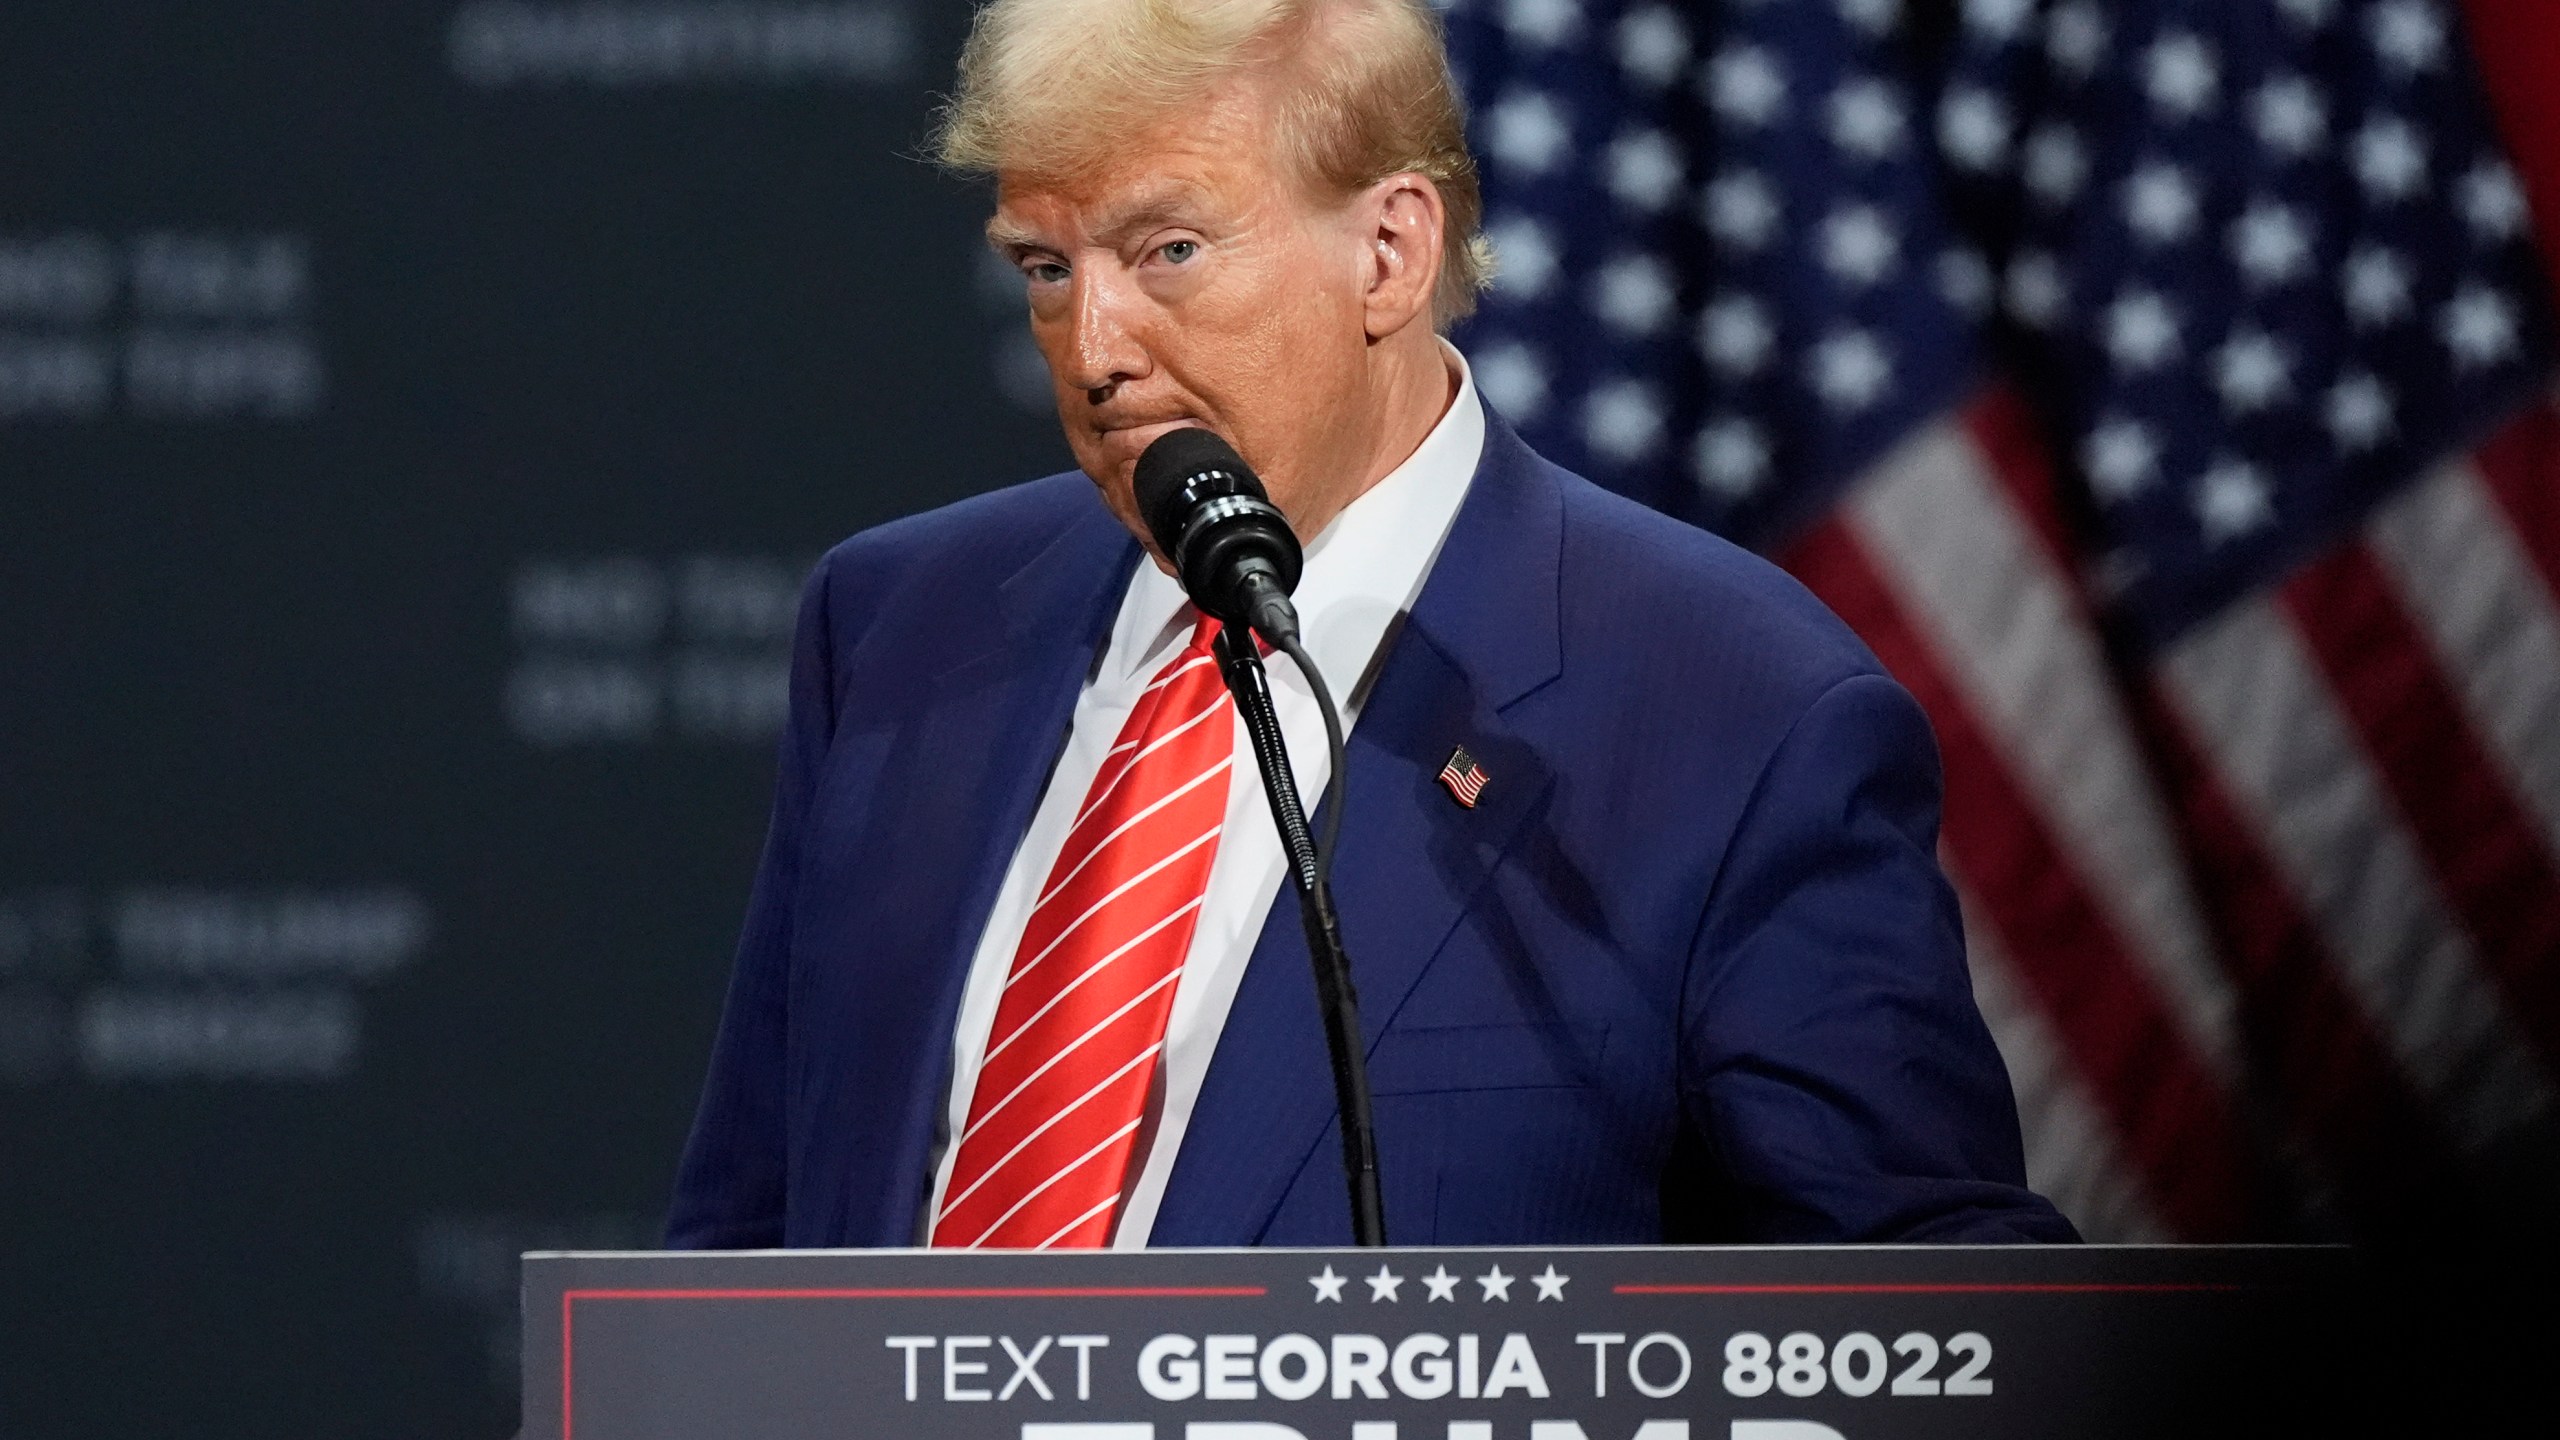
[{"xmin": 923, "ymin": 346, "xmax": 1487, "ymax": 1246}]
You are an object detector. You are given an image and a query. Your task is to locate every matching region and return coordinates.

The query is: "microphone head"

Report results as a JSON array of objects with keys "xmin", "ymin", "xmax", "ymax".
[{"xmin": 1132, "ymin": 427, "xmax": 1302, "ymax": 624}]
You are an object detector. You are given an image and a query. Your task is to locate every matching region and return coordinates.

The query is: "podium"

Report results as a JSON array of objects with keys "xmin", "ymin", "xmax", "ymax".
[{"xmin": 520, "ymin": 1244, "xmax": 2355, "ymax": 1438}]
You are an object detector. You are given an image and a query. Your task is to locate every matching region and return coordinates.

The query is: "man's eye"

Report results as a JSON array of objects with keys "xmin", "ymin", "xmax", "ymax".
[
  {"xmin": 1025, "ymin": 261, "xmax": 1069, "ymax": 285},
  {"xmin": 1159, "ymin": 240, "xmax": 1198, "ymax": 264}
]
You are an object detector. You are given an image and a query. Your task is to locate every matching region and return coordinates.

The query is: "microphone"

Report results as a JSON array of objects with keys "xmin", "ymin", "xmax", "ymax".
[
  {"xmin": 1129, "ymin": 426, "xmax": 1387, "ymax": 1247},
  {"xmin": 1132, "ymin": 427, "xmax": 1305, "ymax": 647}
]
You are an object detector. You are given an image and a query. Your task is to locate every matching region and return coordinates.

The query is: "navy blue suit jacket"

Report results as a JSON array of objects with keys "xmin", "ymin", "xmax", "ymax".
[{"xmin": 667, "ymin": 414, "xmax": 2076, "ymax": 1248}]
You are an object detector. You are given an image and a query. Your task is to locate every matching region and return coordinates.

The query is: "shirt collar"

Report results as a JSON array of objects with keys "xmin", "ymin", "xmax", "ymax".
[{"xmin": 1112, "ymin": 342, "xmax": 1487, "ymax": 689}]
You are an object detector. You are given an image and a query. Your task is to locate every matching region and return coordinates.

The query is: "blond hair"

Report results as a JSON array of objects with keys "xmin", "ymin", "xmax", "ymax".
[{"xmin": 936, "ymin": 0, "xmax": 1494, "ymax": 326}]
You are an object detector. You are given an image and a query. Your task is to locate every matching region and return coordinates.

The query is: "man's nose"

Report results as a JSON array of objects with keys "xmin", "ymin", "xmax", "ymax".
[{"xmin": 1056, "ymin": 270, "xmax": 1150, "ymax": 394}]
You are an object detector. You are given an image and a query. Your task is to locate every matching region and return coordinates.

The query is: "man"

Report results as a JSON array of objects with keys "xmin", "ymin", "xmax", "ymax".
[{"xmin": 667, "ymin": 0, "xmax": 2074, "ymax": 1249}]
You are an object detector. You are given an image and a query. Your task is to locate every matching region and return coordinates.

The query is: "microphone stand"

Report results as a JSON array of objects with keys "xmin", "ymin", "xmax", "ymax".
[{"xmin": 1212, "ymin": 625, "xmax": 1387, "ymax": 1247}]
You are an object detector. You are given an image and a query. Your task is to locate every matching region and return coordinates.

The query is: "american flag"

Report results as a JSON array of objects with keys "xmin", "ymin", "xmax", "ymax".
[
  {"xmin": 1439, "ymin": 745, "xmax": 1493, "ymax": 806},
  {"xmin": 1443, "ymin": 0, "xmax": 2560, "ymax": 1239}
]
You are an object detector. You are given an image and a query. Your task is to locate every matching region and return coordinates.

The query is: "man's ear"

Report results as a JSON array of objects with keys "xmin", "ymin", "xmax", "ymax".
[{"xmin": 1360, "ymin": 173, "xmax": 1446, "ymax": 340}]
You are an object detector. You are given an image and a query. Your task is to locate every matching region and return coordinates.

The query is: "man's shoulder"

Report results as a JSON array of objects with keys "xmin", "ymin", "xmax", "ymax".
[
  {"xmin": 1541, "ymin": 459, "xmax": 1885, "ymax": 702},
  {"xmin": 804, "ymin": 469, "xmax": 1111, "ymax": 629},
  {"xmin": 820, "ymin": 469, "xmax": 1099, "ymax": 582}
]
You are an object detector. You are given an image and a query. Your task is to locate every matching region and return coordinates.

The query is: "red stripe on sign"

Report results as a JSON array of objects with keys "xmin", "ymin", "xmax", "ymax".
[
  {"xmin": 1614, "ymin": 1282, "xmax": 2250, "ymax": 1296},
  {"xmin": 2279, "ymin": 543, "xmax": 2560, "ymax": 1063},
  {"xmin": 1785, "ymin": 517, "xmax": 2251, "ymax": 1239},
  {"xmin": 2470, "ymin": 402, "xmax": 2560, "ymax": 606},
  {"xmin": 2132, "ymin": 678, "xmax": 2472, "ymax": 1237},
  {"xmin": 2459, "ymin": 0, "xmax": 2560, "ymax": 296}
]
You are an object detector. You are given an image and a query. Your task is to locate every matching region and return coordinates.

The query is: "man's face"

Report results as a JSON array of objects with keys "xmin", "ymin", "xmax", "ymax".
[{"xmin": 990, "ymin": 88, "xmax": 1375, "ymax": 549}]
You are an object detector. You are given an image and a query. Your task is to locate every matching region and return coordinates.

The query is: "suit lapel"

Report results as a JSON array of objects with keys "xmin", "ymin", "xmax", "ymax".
[
  {"xmin": 797, "ymin": 501, "xmax": 1139, "ymax": 1246},
  {"xmin": 1151, "ymin": 413, "xmax": 1566, "ymax": 1245}
]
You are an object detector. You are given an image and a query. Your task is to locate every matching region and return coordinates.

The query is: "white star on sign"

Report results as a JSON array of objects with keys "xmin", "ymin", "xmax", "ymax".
[
  {"xmin": 1365, "ymin": 1266, "xmax": 1405, "ymax": 1303},
  {"xmin": 1827, "ymin": 78, "xmax": 1906, "ymax": 160},
  {"xmin": 1485, "ymin": 215, "xmax": 1560, "ymax": 300},
  {"xmin": 1422, "ymin": 1266, "xmax": 1461, "ymax": 1302},
  {"xmin": 1487, "ymin": 91, "xmax": 1573, "ymax": 175},
  {"xmin": 1584, "ymin": 379, "xmax": 1666, "ymax": 461},
  {"xmin": 1605, "ymin": 129, "xmax": 1684, "ymax": 212},
  {"xmin": 1964, "ymin": 0, "xmax": 2035, "ymax": 41},
  {"xmin": 2251, "ymin": 76, "xmax": 2327, "ymax": 157},
  {"xmin": 2344, "ymin": 246, "xmax": 2415, "ymax": 326},
  {"xmin": 1532, "ymin": 1265, "xmax": 1572, "ymax": 1301},
  {"xmin": 2004, "ymin": 251, "xmax": 2067, "ymax": 328},
  {"xmin": 1501, "ymin": 0, "xmax": 1583, "ymax": 49},
  {"xmin": 2083, "ymin": 418, "xmax": 2162, "ymax": 502},
  {"xmin": 2326, "ymin": 372, "xmax": 2396, "ymax": 451},
  {"xmin": 2046, "ymin": 3, "xmax": 2108, "ymax": 78},
  {"xmin": 2195, "ymin": 459, "xmax": 2275, "ymax": 544},
  {"xmin": 1694, "ymin": 417, "xmax": 1773, "ymax": 499},
  {"xmin": 1615, "ymin": 7, "xmax": 1691, "ymax": 90},
  {"xmin": 1810, "ymin": 329, "xmax": 1894, "ymax": 411},
  {"xmin": 2230, "ymin": 202, "xmax": 2313, "ymax": 287},
  {"xmin": 2104, "ymin": 289, "xmax": 2182, "ymax": 371},
  {"xmin": 1702, "ymin": 168, "xmax": 1782, "ymax": 251},
  {"xmin": 2354, "ymin": 117, "xmax": 2427, "ymax": 202},
  {"xmin": 1938, "ymin": 87, "xmax": 2012, "ymax": 171},
  {"xmin": 2023, "ymin": 124, "xmax": 2088, "ymax": 205},
  {"xmin": 2461, "ymin": 162, "xmax": 2531, "ymax": 240},
  {"xmin": 2368, "ymin": 0, "xmax": 2447, "ymax": 74},
  {"xmin": 1471, "ymin": 341, "xmax": 1551, "ymax": 421},
  {"xmin": 1699, "ymin": 294, "xmax": 1776, "ymax": 375},
  {"xmin": 1819, "ymin": 205, "xmax": 1901, "ymax": 286},
  {"xmin": 2442, "ymin": 286, "xmax": 2522, "ymax": 369},
  {"xmin": 2212, "ymin": 329, "xmax": 2293, "ymax": 413},
  {"xmin": 2143, "ymin": 33, "xmax": 2220, "ymax": 120},
  {"xmin": 1703, "ymin": 44, "xmax": 1788, "ymax": 127},
  {"xmin": 2124, "ymin": 163, "xmax": 2201, "ymax": 245},
  {"xmin": 1310, "ymin": 1266, "xmax": 1348, "ymax": 1302},
  {"xmin": 1476, "ymin": 1266, "xmax": 1517, "ymax": 1302}
]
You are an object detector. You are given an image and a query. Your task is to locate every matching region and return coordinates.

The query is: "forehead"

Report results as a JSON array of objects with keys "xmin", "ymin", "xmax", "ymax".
[{"xmin": 988, "ymin": 90, "xmax": 1298, "ymax": 244}]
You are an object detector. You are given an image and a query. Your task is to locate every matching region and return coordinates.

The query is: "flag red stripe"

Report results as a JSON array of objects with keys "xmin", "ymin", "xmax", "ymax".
[
  {"xmin": 2459, "ymin": 0, "xmax": 2560, "ymax": 296},
  {"xmin": 2132, "ymin": 679, "xmax": 2475, "ymax": 1236},
  {"xmin": 2277, "ymin": 543, "xmax": 2560, "ymax": 1061},
  {"xmin": 2469, "ymin": 403, "xmax": 2560, "ymax": 606},
  {"xmin": 1954, "ymin": 384, "xmax": 2526, "ymax": 1218},
  {"xmin": 1961, "ymin": 387, "xmax": 2081, "ymax": 570},
  {"xmin": 1786, "ymin": 517, "xmax": 2251, "ymax": 1239}
]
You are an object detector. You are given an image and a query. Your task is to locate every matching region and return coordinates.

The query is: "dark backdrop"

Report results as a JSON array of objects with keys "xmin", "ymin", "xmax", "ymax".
[{"xmin": 0, "ymin": 4, "xmax": 1064, "ymax": 1434}]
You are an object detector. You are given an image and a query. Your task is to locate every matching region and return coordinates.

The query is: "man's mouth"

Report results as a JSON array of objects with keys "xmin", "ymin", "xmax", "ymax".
[{"xmin": 1094, "ymin": 416, "xmax": 1203, "ymax": 456}]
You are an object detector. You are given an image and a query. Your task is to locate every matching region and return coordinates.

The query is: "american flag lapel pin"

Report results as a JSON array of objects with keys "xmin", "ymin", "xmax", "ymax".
[{"xmin": 1437, "ymin": 745, "xmax": 1490, "ymax": 808}]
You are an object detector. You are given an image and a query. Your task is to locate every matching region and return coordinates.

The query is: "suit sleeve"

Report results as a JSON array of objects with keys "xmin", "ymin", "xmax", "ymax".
[
  {"xmin": 1680, "ymin": 671, "xmax": 2080, "ymax": 1243},
  {"xmin": 663, "ymin": 555, "xmax": 840, "ymax": 1249}
]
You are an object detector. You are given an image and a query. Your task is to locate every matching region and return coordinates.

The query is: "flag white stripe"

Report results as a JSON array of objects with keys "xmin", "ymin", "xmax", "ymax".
[
  {"xmin": 1847, "ymin": 422, "xmax": 2242, "ymax": 1077},
  {"xmin": 963, "ymin": 1115, "xmax": 1146, "ymax": 1249},
  {"xmin": 2367, "ymin": 460, "xmax": 2560, "ymax": 858},
  {"xmin": 938, "ymin": 1040, "xmax": 1165, "ymax": 1222},
  {"xmin": 1956, "ymin": 888, "xmax": 2170, "ymax": 1242},
  {"xmin": 2159, "ymin": 597, "xmax": 2557, "ymax": 1151}
]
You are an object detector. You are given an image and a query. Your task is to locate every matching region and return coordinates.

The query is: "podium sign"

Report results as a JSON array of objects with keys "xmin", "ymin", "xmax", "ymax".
[{"xmin": 521, "ymin": 1245, "xmax": 2352, "ymax": 1440}]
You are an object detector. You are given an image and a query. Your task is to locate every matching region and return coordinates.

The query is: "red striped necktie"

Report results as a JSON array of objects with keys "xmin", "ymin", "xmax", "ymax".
[{"xmin": 931, "ymin": 613, "xmax": 1234, "ymax": 1249}]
